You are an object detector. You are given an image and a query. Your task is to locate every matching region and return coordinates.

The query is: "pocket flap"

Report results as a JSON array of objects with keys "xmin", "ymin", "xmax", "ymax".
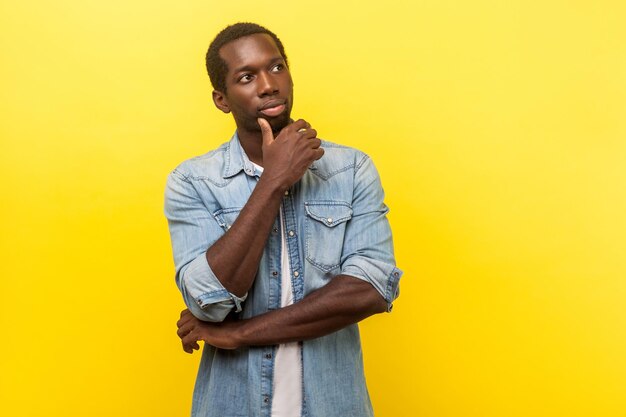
[{"xmin": 304, "ymin": 201, "xmax": 352, "ymax": 227}]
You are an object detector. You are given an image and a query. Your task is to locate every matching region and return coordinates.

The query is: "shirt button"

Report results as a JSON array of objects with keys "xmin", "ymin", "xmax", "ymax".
[
  {"xmin": 272, "ymin": 271, "xmax": 278, "ymax": 276},
  {"xmin": 265, "ymin": 353, "xmax": 272, "ymax": 359},
  {"xmin": 326, "ymin": 218, "xmax": 333, "ymax": 224},
  {"xmin": 294, "ymin": 271, "xmax": 299, "ymax": 277},
  {"xmin": 288, "ymin": 230, "xmax": 295, "ymax": 237},
  {"xmin": 393, "ymin": 271, "xmax": 399, "ymax": 277},
  {"xmin": 284, "ymin": 190, "xmax": 289, "ymax": 196},
  {"xmin": 264, "ymin": 397, "xmax": 269, "ymax": 404},
  {"xmin": 273, "ymin": 227, "xmax": 278, "ymax": 233}
]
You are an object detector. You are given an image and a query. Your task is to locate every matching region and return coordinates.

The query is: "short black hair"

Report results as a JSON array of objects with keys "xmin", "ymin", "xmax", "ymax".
[{"xmin": 206, "ymin": 22, "xmax": 289, "ymax": 93}]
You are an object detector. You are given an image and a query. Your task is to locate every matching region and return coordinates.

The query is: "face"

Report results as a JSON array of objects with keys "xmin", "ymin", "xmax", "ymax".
[{"xmin": 213, "ymin": 33, "xmax": 293, "ymax": 135}]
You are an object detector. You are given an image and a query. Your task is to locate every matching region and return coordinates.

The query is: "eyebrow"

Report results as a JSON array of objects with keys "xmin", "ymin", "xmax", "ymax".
[{"xmin": 232, "ymin": 56, "xmax": 285, "ymax": 74}]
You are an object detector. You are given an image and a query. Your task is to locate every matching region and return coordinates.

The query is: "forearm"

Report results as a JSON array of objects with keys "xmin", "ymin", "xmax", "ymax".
[
  {"xmin": 207, "ymin": 175, "xmax": 286, "ymax": 297},
  {"xmin": 178, "ymin": 268, "xmax": 391, "ymax": 352},
  {"xmin": 206, "ymin": 118, "xmax": 322, "ymax": 298},
  {"xmin": 234, "ymin": 275, "xmax": 387, "ymax": 346}
]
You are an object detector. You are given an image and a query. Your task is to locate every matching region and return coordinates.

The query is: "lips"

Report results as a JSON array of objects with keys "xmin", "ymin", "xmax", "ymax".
[{"xmin": 258, "ymin": 99, "xmax": 286, "ymax": 117}]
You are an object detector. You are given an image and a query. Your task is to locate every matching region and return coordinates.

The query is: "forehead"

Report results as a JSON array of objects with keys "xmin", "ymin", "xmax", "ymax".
[{"xmin": 219, "ymin": 33, "xmax": 283, "ymax": 74}]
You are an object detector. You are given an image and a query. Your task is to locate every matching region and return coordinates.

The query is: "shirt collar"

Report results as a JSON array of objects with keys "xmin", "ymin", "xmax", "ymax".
[
  {"xmin": 222, "ymin": 131, "xmax": 318, "ymax": 179},
  {"xmin": 223, "ymin": 132, "xmax": 258, "ymax": 179}
]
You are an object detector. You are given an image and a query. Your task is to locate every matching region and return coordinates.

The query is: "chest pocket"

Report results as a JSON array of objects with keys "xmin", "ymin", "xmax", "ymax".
[
  {"xmin": 213, "ymin": 207, "xmax": 243, "ymax": 232},
  {"xmin": 304, "ymin": 201, "xmax": 353, "ymax": 273}
]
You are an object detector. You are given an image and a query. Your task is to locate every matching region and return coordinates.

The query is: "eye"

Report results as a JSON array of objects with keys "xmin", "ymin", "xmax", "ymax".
[
  {"xmin": 271, "ymin": 63, "xmax": 284, "ymax": 73},
  {"xmin": 238, "ymin": 74, "xmax": 253, "ymax": 83}
]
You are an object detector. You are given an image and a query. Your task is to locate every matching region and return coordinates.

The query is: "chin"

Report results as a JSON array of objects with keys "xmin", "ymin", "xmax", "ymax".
[{"xmin": 270, "ymin": 113, "xmax": 291, "ymax": 133}]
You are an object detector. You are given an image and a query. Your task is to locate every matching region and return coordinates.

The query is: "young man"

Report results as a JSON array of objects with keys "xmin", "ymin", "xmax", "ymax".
[{"xmin": 165, "ymin": 22, "xmax": 402, "ymax": 417}]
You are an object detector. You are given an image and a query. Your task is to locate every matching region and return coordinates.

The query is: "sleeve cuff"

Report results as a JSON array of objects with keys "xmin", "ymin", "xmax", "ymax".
[
  {"xmin": 341, "ymin": 260, "xmax": 402, "ymax": 312},
  {"xmin": 180, "ymin": 253, "xmax": 248, "ymax": 320},
  {"xmin": 195, "ymin": 289, "xmax": 247, "ymax": 313}
]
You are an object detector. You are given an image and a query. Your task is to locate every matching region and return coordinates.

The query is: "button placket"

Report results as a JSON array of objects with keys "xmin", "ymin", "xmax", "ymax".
[{"xmin": 283, "ymin": 190, "xmax": 304, "ymax": 302}]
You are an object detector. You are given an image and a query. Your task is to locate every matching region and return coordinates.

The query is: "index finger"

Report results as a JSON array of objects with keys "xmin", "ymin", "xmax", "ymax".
[{"xmin": 289, "ymin": 119, "xmax": 311, "ymax": 132}]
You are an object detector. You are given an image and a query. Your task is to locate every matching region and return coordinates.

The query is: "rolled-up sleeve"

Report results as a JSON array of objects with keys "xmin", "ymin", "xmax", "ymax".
[
  {"xmin": 164, "ymin": 169, "xmax": 247, "ymax": 322},
  {"xmin": 340, "ymin": 155, "xmax": 402, "ymax": 312}
]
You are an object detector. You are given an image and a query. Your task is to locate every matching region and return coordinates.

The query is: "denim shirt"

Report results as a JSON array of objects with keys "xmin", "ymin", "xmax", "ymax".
[{"xmin": 164, "ymin": 133, "xmax": 402, "ymax": 417}]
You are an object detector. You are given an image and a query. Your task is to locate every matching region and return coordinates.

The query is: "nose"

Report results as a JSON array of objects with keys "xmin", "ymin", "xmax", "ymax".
[{"xmin": 257, "ymin": 71, "xmax": 278, "ymax": 97}]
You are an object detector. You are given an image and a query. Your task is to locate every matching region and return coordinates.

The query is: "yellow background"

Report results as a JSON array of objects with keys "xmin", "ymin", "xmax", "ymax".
[{"xmin": 1, "ymin": 1, "xmax": 625, "ymax": 416}]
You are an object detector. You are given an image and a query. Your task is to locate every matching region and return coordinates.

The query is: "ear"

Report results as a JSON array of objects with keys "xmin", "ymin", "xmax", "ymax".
[{"xmin": 212, "ymin": 90, "xmax": 231, "ymax": 114}]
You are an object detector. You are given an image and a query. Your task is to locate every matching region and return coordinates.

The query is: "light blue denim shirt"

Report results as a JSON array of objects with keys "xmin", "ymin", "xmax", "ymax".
[{"xmin": 164, "ymin": 133, "xmax": 402, "ymax": 417}]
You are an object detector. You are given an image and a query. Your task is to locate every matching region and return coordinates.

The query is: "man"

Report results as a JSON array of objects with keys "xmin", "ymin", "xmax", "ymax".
[{"xmin": 165, "ymin": 22, "xmax": 402, "ymax": 417}]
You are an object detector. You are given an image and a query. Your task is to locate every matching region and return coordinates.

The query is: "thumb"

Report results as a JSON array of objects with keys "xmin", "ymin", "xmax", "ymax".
[{"xmin": 257, "ymin": 118, "xmax": 274, "ymax": 146}]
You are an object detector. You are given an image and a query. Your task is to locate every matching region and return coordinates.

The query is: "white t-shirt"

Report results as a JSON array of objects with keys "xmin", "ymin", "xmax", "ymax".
[{"xmin": 251, "ymin": 163, "xmax": 303, "ymax": 417}]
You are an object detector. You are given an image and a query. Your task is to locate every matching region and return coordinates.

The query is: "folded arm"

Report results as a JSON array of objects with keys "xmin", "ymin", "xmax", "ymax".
[
  {"xmin": 176, "ymin": 152, "xmax": 402, "ymax": 352},
  {"xmin": 176, "ymin": 274, "xmax": 387, "ymax": 351}
]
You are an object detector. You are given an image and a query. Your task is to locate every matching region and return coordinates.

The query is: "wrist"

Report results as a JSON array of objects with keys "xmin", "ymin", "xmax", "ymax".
[
  {"xmin": 231, "ymin": 319, "xmax": 250, "ymax": 348},
  {"xmin": 257, "ymin": 174, "xmax": 289, "ymax": 196}
]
